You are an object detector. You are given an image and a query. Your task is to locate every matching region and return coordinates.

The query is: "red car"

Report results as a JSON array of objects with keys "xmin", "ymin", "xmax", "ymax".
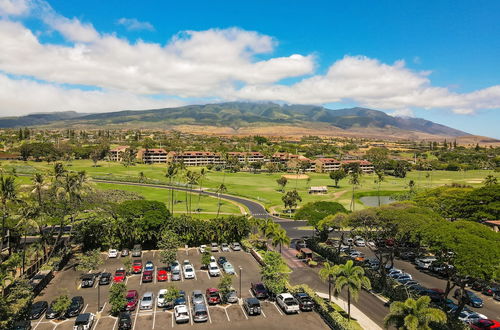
[
  {"xmin": 469, "ymin": 319, "xmax": 500, "ymax": 329},
  {"xmin": 114, "ymin": 269, "xmax": 126, "ymax": 283},
  {"xmin": 132, "ymin": 260, "xmax": 143, "ymax": 274},
  {"xmin": 125, "ymin": 290, "xmax": 139, "ymax": 311},
  {"xmin": 206, "ymin": 288, "xmax": 221, "ymax": 305},
  {"xmin": 157, "ymin": 267, "xmax": 170, "ymax": 282},
  {"xmin": 142, "ymin": 270, "xmax": 153, "ymax": 283}
]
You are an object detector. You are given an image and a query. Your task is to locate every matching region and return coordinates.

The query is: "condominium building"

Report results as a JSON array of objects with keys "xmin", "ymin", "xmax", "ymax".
[
  {"xmin": 137, "ymin": 148, "xmax": 168, "ymax": 164},
  {"xmin": 315, "ymin": 158, "xmax": 342, "ymax": 173},
  {"xmin": 226, "ymin": 152, "xmax": 265, "ymax": 163},
  {"xmin": 287, "ymin": 155, "xmax": 316, "ymax": 172},
  {"xmin": 341, "ymin": 160, "xmax": 374, "ymax": 173},
  {"xmin": 109, "ymin": 146, "xmax": 128, "ymax": 162},
  {"xmin": 167, "ymin": 151, "xmax": 223, "ymax": 166}
]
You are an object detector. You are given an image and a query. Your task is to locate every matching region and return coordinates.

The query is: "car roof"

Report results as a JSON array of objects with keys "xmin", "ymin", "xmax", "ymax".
[
  {"xmin": 296, "ymin": 292, "xmax": 309, "ymax": 297},
  {"xmin": 158, "ymin": 289, "xmax": 167, "ymax": 293},
  {"xmin": 207, "ymin": 288, "xmax": 218, "ymax": 292},
  {"xmin": 193, "ymin": 290, "xmax": 203, "ymax": 294},
  {"xmin": 246, "ymin": 297, "xmax": 260, "ymax": 304},
  {"xmin": 176, "ymin": 305, "xmax": 188, "ymax": 311},
  {"xmin": 280, "ymin": 293, "xmax": 294, "ymax": 298},
  {"xmin": 143, "ymin": 292, "xmax": 153, "ymax": 296},
  {"xmin": 193, "ymin": 303, "xmax": 207, "ymax": 311},
  {"xmin": 75, "ymin": 313, "xmax": 91, "ymax": 321}
]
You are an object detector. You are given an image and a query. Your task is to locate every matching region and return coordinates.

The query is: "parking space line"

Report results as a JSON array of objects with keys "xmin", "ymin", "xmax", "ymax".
[
  {"xmin": 261, "ymin": 308, "xmax": 267, "ymax": 318},
  {"xmin": 152, "ymin": 303, "xmax": 157, "ymax": 329},
  {"xmin": 133, "ymin": 310, "xmax": 139, "ymax": 330},
  {"xmin": 82, "ymin": 304, "xmax": 89, "ymax": 313},
  {"xmin": 224, "ymin": 307, "xmax": 230, "ymax": 321},
  {"xmin": 204, "ymin": 297, "xmax": 212, "ymax": 324},
  {"xmin": 33, "ymin": 316, "xmax": 44, "ymax": 329},
  {"xmin": 206, "ymin": 272, "xmax": 211, "ymax": 280},
  {"xmin": 102, "ymin": 302, "xmax": 107, "ymax": 312},
  {"xmin": 91, "ymin": 316, "xmax": 100, "ymax": 330},
  {"xmin": 113, "ymin": 316, "xmax": 118, "ymax": 330},
  {"xmin": 239, "ymin": 304, "xmax": 248, "ymax": 320},
  {"xmin": 153, "ymin": 251, "xmax": 155, "ymax": 257},
  {"xmin": 248, "ymin": 289, "xmax": 255, "ymax": 297},
  {"xmin": 187, "ymin": 293, "xmax": 193, "ymax": 325},
  {"xmin": 171, "ymin": 310, "xmax": 174, "ymax": 328},
  {"xmin": 272, "ymin": 302, "xmax": 283, "ymax": 316}
]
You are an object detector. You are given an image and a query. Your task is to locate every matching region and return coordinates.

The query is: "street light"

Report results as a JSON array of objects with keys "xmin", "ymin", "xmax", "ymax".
[
  {"xmin": 239, "ymin": 267, "xmax": 243, "ymax": 299},
  {"xmin": 97, "ymin": 279, "xmax": 101, "ymax": 312}
]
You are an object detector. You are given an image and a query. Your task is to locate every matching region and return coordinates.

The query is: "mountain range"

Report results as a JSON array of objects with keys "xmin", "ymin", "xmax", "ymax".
[{"xmin": 0, "ymin": 102, "xmax": 485, "ymax": 141}]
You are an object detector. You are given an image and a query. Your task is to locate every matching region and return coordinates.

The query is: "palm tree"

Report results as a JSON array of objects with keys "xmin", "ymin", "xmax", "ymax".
[
  {"xmin": 32, "ymin": 173, "xmax": 45, "ymax": 207},
  {"xmin": 186, "ymin": 171, "xmax": 200, "ymax": 215},
  {"xmin": 344, "ymin": 163, "xmax": 362, "ymax": 211},
  {"xmin": 196, "ymin": 168, "xmax": 206, "ymax": 212},
  {"xmin": 374, "ymin": 168, "xmax": 384, "ymax": 207},
  {"xmin": 271, "ymin": 228, "xmax": 290, "ymax": 254},
  {"xmin": 216, "ymin": 183, "xmax": 227, "ymax": 217},
  {"xmin": 165, "ymin": 164, "xmax": 178, "ymax": 215},
  {"xmin": 0, "ymin": 176, "xmax": 19, "ymax": 257},
  {"xmin": 319, "ymin": 261, "xmax": 338, "ymax": 302},
  {"xmin": 384, "ymin": 296, "xmax": 446, "ymax": 330},
  {"xmin": 331, "ymin": 260, "xmax": 371, "ymax": 320}
]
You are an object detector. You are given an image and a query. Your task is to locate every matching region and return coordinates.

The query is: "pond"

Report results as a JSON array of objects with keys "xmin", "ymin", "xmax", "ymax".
[{"xmin": 359, "ymin": 195, "xmax": 394, "ymax": 207}]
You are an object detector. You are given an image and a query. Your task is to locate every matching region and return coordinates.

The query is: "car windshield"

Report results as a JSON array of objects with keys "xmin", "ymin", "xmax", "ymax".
[
  {"xmin": 143, "ymin": 296, "xmax": 152, "ymax": 301},
  {"xmin": 127, "ymin": 296, "xmax": 135, "ymax": 302},
  {"xmin": 284, "ymin": 298, "xmax": 297, "ymax": 305},
  {"xmin": 194, "ymin": 293, "xmax": 203, "ymax": 299},
  {"xmin": 185, "ymin": 267, "xmax": 193, "ymax": 272},
  {"xmin": 209, "ymin": 292, "xmax": 218, "ymax": 297},
  {"xmin": 256, "ymin": 284, "xmax": 265, "ymax": 290}
]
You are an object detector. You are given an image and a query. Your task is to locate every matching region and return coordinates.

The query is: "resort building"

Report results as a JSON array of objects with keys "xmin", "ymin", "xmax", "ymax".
[
  {"xmin": 137, "ymin": 148, "xmax": 168, "ymax": 164},
  {"xmin": 109, "ymin": 146, "xmax": 128, "ymax": 162},
  {"xmin": 315, "ymin": 158, "xmax": 342, "ymax": 173},
  {"xmin": 226, "ymin": 152, "xmax": 265, "ymax": 163},
  {"xmin": 167, "ymin": 151, "xmax": 223, "ymax": 166},
  {"xmin": 341, "ymin": 160, "xmax": 374, "ymax": 173}
]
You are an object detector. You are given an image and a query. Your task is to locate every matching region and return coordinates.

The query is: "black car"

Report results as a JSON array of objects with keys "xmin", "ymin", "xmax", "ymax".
[
  {"xmin": 99, "ymin": 272, "xmax": 111, "ymax": 285},
  {"xmin": 46, "ymin": 300, "xmax": 62, "ymax": 319},
  {"xmin": 243, "ymin": 297, "xmax": 261, "ymax": 316},
  {"xmin": 11, "ymin": 320, "xmax": 32, "ymax": 330},
  {"xmin": 81, "ymin": 274, "xmax": 97, "ymax": 288},
  {"xmin": 399, "ymin": 251, "xmax": 416, "ymax": 261},
  {"xmin": 293, "ymin": 292, "xmax": 314, "ymax": 311},
  {"xmin": 251, "ymin": 282, "xmax": 269, "ymax": 299},
  {"xmin": 471, "ymin": 280, "xmax": 488, "ymax": 292},
  {"xmin": 29, "ymin": 301, "xmax": 48, "ymax": 320},
  {"xmin": 217, "ymin": 256, "xmax": 227, "ymax": 267},
  {"xmin": 118, "ymin": 312, "xmax": 132, "ymax": 330},
  {"xmin": 65, "ymin": 296, "xmax": 84, "ymax": 318}
]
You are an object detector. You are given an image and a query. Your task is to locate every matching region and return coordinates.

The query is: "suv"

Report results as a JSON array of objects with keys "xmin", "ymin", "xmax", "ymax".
[
  {"xmin": 251, "ymin": 282, "xmax": 269, "ymax": 299},
  {"xmin": 276, "ymin": 293, "xmax": 299, "ymax": 314},
  {"xmin": 208, "ymin": 262, "xmax": 220, "ymax": 277},
  {"xmin": 206, "ymin": 288, "xmax": 221, "ymax": 305},
  {"xmin": 73, "ymin": 313, "xmax": 95, "ymax": 330},
  {"xmin": 132, "ymin": 244, "xmax": 142, "ymax": 257},
  {"xmin": 293, "ymin": 292, "xmax": 314, "ymax": 311},
  {"xmin": 65, "ymin": 296, "xmax": 84, "ymax": 318},
  {"xmin": 415, "ymin": 256, "xmax": 437, "ymax": 269},
  {"xmin": 81, "ymin": 274, "xmax": 96, "ymax": 288},
  {"xmin": 118, "ymin": 312, "xmax": 132, "ymax": 330},
  {"xmin": 243, "ymin": 297, "xmax": 261, "ymax": 316}
]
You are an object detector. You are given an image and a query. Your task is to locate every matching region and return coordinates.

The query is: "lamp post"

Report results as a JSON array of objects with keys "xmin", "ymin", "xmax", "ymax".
[
  {"xmin": 97, "ymin": 281, "xmax": 101, "ymax": 312},
  {"xmin": 239, "ymin": 267, "xmax": 243, "ymax": 299}
]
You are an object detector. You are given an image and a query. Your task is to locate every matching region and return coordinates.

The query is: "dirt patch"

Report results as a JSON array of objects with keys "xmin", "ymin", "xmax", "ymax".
[
  {"xmin": 333, "ymin": 190, "xmax": 347, "ymax": 199},
  {"xmin": 467, "ymin": 180, "xmax": 483, "ymax": 183},
  {"xmin": 282, "ymin": 174, "xmax": 310, "ymax": 180}
]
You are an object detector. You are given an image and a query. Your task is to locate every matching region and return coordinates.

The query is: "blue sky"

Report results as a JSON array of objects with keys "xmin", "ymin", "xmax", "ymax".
[{"xmin": 1, "ymin": 0, "xmax": 499, "ymax": 137}]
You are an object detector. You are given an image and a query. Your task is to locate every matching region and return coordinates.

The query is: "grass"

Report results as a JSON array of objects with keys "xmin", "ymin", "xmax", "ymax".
[{"xmin": 1, "ymin": 159, "xmax": 497, "ymax": 211}]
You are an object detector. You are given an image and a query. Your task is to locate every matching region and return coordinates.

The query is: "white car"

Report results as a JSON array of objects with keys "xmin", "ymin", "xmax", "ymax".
[
  {"xmin": 231, "ymin": 242, "xmax": 241, "ymax": 251},
  {"xmin": 210, "ymin": 256, "xmax": 216, "ymax": 264},
  {"xmin": 183, "ymin": 260, "xmax": 190, "ymax": 267},
  {"xmin": 354, "ymin": 237, "xmax": 366, "ymax": 247},
  {"xmin": 183, "ymin": 264, "xmax": 195, "ymax": 279},
  {"xmin": 208, "ymin": 262, "xmax": 220, "ymax": 277},
  {"xmin": 108, "ymin": 249, "xmax": 118, "ymax": 258},
  {"xmin": 210, "ymin": 242, "xmax": 218, "ymax": 252},
  {"xmin": 367, "ymin": 240, "xmax": 376, "ymax": 248},
  {"xmin": 157, "ymin": 289, "xmax": 168, "ymax": 307},
  {"xmin": 199, "ymin": 245, "xmax": 207, "ymax": 253},
  {"xmin": 221, "ymin": 243, "xmax": 230, "ymax": 252},
  {"xmin": 174, "ymin": 305, "xmax": 190, "ymax": 324},
  {"xmin": 73, "ymin": 313, "xmax": 95, "ymax": 330},
  {"xmin": 415, "ymin": 257, "xmax": 437, "ymax": 269},
  {"xmin": 458, "ymin": 310, "xmax": 487, "ymax": 323},
  {"xmin": 276, "ymin": 293, "xmax": 299, "ymax": 314},
  {"xmin": 171, "ymin": 260, "xmax": 181, "ymax": 272}
]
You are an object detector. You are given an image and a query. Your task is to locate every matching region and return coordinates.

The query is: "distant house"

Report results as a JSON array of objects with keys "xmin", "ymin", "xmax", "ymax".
[
  {"xmin": 109, "ymin": 146, "xmax": 128, "ymax": 162},
  {"xmin": 309, "ymin": 186, "xmax": 328, "ymax": 194},
  {"xmin": 137, "ymin": 148, "xmax": 168, "ymax": 164}
]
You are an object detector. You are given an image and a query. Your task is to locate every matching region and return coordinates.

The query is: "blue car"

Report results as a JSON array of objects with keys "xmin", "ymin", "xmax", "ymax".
[
  {"xmin": 144, "ymin": 261, "xmax": 154, "ymax": 272},
  {"xmin": 454, "ymin": 289, "xmax": 483, "ymax": 308},
  {"xmin": 174, "ymin": 290, "xmax": 186, "ymax": 307}
]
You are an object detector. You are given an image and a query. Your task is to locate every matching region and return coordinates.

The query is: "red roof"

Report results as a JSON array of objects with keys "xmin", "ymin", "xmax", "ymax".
[
  {"xmin": 316, "ymin": 158, "xmax": 340, "ymax": 163},
  {"xmin": 341, "ymin": 160, "xmax": 372, "ymax": 165}
]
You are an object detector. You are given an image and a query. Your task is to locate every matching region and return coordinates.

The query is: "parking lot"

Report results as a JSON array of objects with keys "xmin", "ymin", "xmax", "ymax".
[{"xmin": 31, "ymin": 247, "xmax": 329, "ymax": 330}]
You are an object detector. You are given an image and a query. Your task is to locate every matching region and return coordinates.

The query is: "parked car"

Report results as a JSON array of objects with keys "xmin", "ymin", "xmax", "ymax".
[
  {"xmin": 65, "ymin": 296, "xmax": 84, "ymax": 318},
  {"xmin": 423, "ymin": 288, "xmax": 445, "ymax": 303},
  {"xmin": 231, "ymin": 242, "xmax": 242, "ymax": 251},
  {"xmin": 399, "ymin": 251, "xmax": 417, "ymax": 261},
  {"xmin": 157, "ymin": 289, "xmax": 168, "ymax": 308},
  {"xmin": 460, "ymin": 310, "xmax": 487, "ymax": 323},
  {"xmin": 114, "ymin": 269, "xmax": 127, "ymax": 282},
  {"xmin": 157, "ymin": 267, "xmax": 170, "ymax": 282},
  {"xmin": 108, "ymin": 249, "xmax": 119, "ymax": 258},
  {"xmin": 199, "ymin": 245, "xmax": 207, "ymax": 253},
  {"xmin": 11, "ymin": 320, "xmax": 32, "ymax": 330},
  {"xmin": 225, "ymin": 289, "xmax": 238, "ymax": 303},
  {"xmin": 81, "ymin": 274, "xmax": 97, "ymax": 288},
  {"xmin": 276, "ymin": 293, "xmax": 299, "ymax": 314},
  {"xmin": 494, "ymin": 291, "xmax": 500, "ymax": 301},
  {"xmin": 206, "ymin": 288, "xmax": 221, "ymax": 305},
  {"xmin": 210, "ymin": 242, "xmax": 219, "ymax": 252},
  {"xmin": 354, "ymin": 237, "xmax": 366, "ymax": 247},
  {"xmin": 46, "ymin": 300, "xmax": 62, "ymax": 319},
  {"xmin": 223, "ymin": 262, "xmax": 235, "ymax": 275},
  {"xmin": 217, "ymin": 256, "xmax": 228, "ymax": 266},
  {"xmin": 171, "ymin": 269, "xmax": 181, "ymax": 281},
  {"xmin": 293, "ymin": 292, "xmax": 314, "ymax": 311},
  {"xmin": 144, "ymin": 261, "xmax": 154, "ymax": 272},
  {"xmin": 192, "ymin": 303, "xmax": 208, "ymax": 323},
  {"xmin": 142, "ymin": 270, "xmax": 153, "ymax": 283},
  {"xmin": 221, "ymin": 243, "xmax": 230, "ymax": 252},
  {"xmin": 29, "ymin": 301, "xmax": 48, "ymax": 320},
  {"xmin": 243, "ymin": 297, "xmax": 261, "ymax": 316},
  {"xmin": 454, "ymin": 289, "xmax": 483, "ymax": 308},
  {"xmin": 174, "ymin": 290, "xmax": 186, "ymax": 307},
  {"xmin": 73, "ymin": 313, "xmax": 95, "ymax": 330},
  {"xmin": 403, "ymin": 280, "xmax": 419, "ymax": 287},
  {"xmin": 174, "ymin": 305, "xmax": 190, "ymax": 324},
  {"xmin": 125, "ymin": 290, "xmax": 139, "ymax": 311},
  {"xmin": 171, "ymin": 260, "xmax": 180, "ymax": 272},
  {"xmin": 131, "ymin": 244, "xmax": 142, "ymax": 257},
  {"xmin": 121, "ymin": 249, "xmax": 129, "ymax": 257},
  {"xmin": 118, "ymin": 312, "xmax": 132, "ymax": 330},
  {"xmin": 208, "ymin": 262, "xmax": 220, "ymax": 277},
  {"xmin": 99, "ymin": 272, "xmax": 111, "ymax": 285},
  {"xmin": 415, "ymin": 256, "xmax": 437, "ymax": 269},
  {"xmin": 132, "ymin": 261, "xmax": 143, "ymax": 274},
  {"xmin": 251, "ymin": 282, "xmax": 269, "ymax": 299},
  {"xmin": 191, "ymin": 290, "xmax": 205, "ymax": 305},
  {"xmin": 140, "ymin": 292, "xmax": 154, "ymax": 310},
  {"xmin": 183, "ymin": 264, "xmax": 195, "ymax": 279},
  {"xmin": 481, "ymin": 284, "xmax": 499, "ymax": 296},
  {"xmin": 469, "ymin": 319, "xmax": 500, "ymax": 329}
]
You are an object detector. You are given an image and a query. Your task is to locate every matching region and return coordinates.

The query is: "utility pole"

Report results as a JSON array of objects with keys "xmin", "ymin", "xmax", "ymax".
[{"xmin": 239, "ymin": 267, "xmax": 243, "ymax": 300}]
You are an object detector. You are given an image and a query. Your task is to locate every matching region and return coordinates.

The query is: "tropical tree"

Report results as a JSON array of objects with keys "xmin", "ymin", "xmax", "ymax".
[
  {"xmin": 271, "ymin": 228, "xmax": 290, "ymax": 254},
  {"xmin": 31, "ymin": 173, "xmax": 46, "ymax": 207},
  {"xmin": 329, "ymin": 170, "xmax": 346, "ymax": 187},
  {"xmin": 218, "ymin": 274, "xmax": 233, "ymax": 303},
  {"xmin": 483, "ymin": 174, "xmax": 498, "ymax": 186},
  {"xmin": 76, "ymin": 249, "xmax": 103, "ymax": 272},
  {"xmin": 384, "ymin": 296, "xmax": 446, "ymax": 330},
  {"xmin": 165, "ymin": 164, "xmax": 178, "ymax": 215},
  {"xmin": 201, "ymin": 251, "xmax": 213, "ymax": 269},
  {"xmin": 0, "ymin": 176, "xmax": 19, "ymax": 256},
  {"xmin": 374, "ymin": 168, "xmax": 385, "ymax": 206},
  {"xmin": 260, "ymin": 251, "xmax": 289, "ymax": 296},
  {"xmin": 109, "ymin": 283, "xmax": 127, "ymax": 315},
  {"xmin": 281, "ymin": 189, "xmax": 302, "ymax": 215},
  {"xmin": 196, "ymin": 168, "xmax": 206, "ymax": 212},
  {"xmin": 164, "ymin": 285, "xmax": 181, "ymax": 304},
  {"xmin": 276, "ymin": 177, "xmax": 288, "ymax": 192},
  {"xmin": 216, "ymin": 183, "xmax": 227, "ymax": 217},
  {"xmin": 318, "ymin": 261, "xmax": 338, "ymax": 302},
  {"xmin": 331, "ymin": 260, "xmax": 371, "ymax": 320},
  {"xmin": 138, "ymin": 171, "xmax": 146, "ymax": 183},
  {"xmin": 158, "ymin": 230, "xmax": 181, "ymax": 265},
  {"xmin": 343, "ymin": 163, "xmax": 362, "ymax": 211}
]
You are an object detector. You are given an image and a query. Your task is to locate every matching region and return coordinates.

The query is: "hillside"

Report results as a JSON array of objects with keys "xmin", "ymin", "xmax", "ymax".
[{"xmin": 0, "ymin": 102, "xmax": 476, "ymax": 139}]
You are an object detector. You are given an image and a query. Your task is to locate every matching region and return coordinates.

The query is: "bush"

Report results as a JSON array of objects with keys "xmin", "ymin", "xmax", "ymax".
[{"xmin": 294, "ymin": 201, "xmax": 347, "ymax": 227}]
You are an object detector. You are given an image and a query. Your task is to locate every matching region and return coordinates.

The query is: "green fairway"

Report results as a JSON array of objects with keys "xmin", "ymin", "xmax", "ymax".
[{"xmin": 1, "ymin": 160, "xmax": 496, "ymax": 211}]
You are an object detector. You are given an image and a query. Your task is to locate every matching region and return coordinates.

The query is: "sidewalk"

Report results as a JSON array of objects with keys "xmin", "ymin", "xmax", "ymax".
[{"xmin": 316, "ymin": 292, "xmax": 382, "ymax": 330}]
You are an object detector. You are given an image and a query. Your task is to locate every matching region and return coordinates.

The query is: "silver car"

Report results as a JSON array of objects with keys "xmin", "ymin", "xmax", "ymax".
[
  {"xmin": 192, "ymin": 303, "xmax": 208, "ymax": 323},
  {"xmin": 191, "ymin": 290, "xmax": 204, "ymax": 305},
  {"xmin": 171, "ymin": 269, "xmax": 181, "ymax": 281},
  {"xmin": 140, "ymin": 292, "xmax": 154, "ymax": 310},
  {"xmin": 226, "ymin": 289, "xmax": 238, "ymax": 303}
]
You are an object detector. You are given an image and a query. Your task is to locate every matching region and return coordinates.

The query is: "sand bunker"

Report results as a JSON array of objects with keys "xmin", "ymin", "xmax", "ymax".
[{"xmin": 282, "ymin": 174, "xmax": 310, "ymax": 180}]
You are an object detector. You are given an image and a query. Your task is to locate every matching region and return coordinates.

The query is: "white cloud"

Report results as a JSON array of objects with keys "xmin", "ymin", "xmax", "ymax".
[
  {"xmin": 0, "ymin": 0, "xmax": 498, "ymax": 116},
  {"xmin": 117, "ymin": 17, "xmax": 154, "ymax": 31}
]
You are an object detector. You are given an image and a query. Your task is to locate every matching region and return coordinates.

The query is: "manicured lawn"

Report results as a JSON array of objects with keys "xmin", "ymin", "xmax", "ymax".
[{"xmin": 1, "ymin": 160, "xmax": 496, "ymax": 211}]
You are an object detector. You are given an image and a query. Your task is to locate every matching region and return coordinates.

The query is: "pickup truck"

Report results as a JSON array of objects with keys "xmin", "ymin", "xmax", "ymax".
[{"xmin": 276, "ymin": 293, "xmax": 300, "ymax": 314}]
